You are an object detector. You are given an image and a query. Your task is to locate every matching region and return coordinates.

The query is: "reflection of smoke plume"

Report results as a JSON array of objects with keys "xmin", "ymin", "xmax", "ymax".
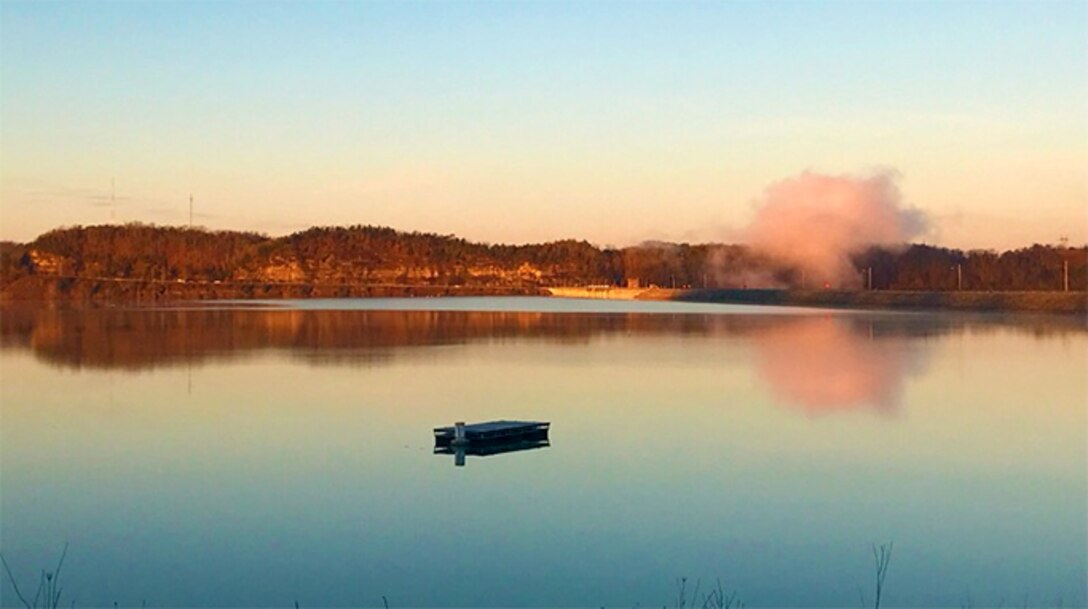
[
  {"xmin": 743, "ymin": 170, "xmax": 927, "ymax": 288},
  {"xmin": 751, "ymin": 316, "xmax": 921, "ymax": 415}
]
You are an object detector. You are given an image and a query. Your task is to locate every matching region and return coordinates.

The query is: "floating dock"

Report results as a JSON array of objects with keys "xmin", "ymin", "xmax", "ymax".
[
  {"xmin": 434, "ymin": 420, "xmax": 550, "ymax": 466},
  {"xmin": 434, "ymin": 420, "xmax": 550, "ymax": 446}
]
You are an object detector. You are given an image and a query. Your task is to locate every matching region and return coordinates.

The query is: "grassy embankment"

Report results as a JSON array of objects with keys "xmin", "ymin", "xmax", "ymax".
[
  {"xmin": 671, "ymin": 288, "xmax": 1088, "ymax": 314},
  {"xmin": 548, "ymin": 286, "xmax": 1088, "ymax": 315}
]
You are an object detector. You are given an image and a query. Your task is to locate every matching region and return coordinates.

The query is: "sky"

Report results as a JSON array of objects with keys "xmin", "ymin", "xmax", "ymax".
[{"xmin": 1, "ymin": 1, "xmax": 1085, "ymax": 249}]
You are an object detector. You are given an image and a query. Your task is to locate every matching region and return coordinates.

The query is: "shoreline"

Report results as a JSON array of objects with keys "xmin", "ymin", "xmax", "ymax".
[
  {"xmin": 2, "ymin": 276, "xmax": 1085, "ymax": 315},
  {"xmin": 681, "ymin": 288, "xmax": 1088, "ymax": 315},
  {"xmin": 560, "ymin": 286, "xmax": 1088, "ymax": 315},
  {"xmin": 682, "ymin": 288, "xmax": 1088, "ymax": 315},
  {"xmin": 0, "ymin": 275, "xmax": 543, "ymax": 303}
]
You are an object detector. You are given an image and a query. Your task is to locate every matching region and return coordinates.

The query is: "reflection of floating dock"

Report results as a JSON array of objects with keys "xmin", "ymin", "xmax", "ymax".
[
  {"xmin": 434, "ymin": 437, "xmax": 550, "ymax": 457},
  {"xmin": 433, "ymin": 420, "xmax": 550, "ymax": 466}
]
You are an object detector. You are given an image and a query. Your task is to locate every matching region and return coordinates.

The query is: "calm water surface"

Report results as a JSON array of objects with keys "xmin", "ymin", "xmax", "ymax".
[{"xmin": 1, "ymin": 297, "xmax": 1085, "ymax": 608}]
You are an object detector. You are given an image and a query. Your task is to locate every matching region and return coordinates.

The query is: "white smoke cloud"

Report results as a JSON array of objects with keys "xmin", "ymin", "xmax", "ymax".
[{"xmin": 743, "ymin": 170, "xmax": 928, "ymax": 287}]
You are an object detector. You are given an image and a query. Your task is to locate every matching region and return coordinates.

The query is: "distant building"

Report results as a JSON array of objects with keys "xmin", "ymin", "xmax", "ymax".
[{"xmin": 626, "ymin": 278, "xmax": 640, "ymax": 289}]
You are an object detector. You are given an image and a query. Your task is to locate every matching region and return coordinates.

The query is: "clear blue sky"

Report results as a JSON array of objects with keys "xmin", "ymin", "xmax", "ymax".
[{"xmin": 1, "ymin": 1, "xmax": 1085, "ymax": 248}]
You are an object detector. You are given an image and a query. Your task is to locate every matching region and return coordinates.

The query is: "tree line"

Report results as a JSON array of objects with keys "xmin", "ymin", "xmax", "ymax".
[{"xmin": 1, "ymin": 223, "xmax": 1084, "ymax": 291}]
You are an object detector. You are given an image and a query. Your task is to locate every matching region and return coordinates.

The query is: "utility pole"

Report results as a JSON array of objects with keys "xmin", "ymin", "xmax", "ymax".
[
  {"xmin": 956, "ymin": 263, "xmax": 962, "ymax": 291},
  {"xmin": 110, "ymin": 177, "xmax": 116, "ymax": 222},
  {"xmin": 867, "ymin": 266, "xmax": 873, "ymax": 291},
  {"xmin": 1060, "ymin": 235, "xmax": 1069, "ymax": 292},
  {"xmin": 189, "ymin": 194, "xmax": 194, "ymax": 229}
]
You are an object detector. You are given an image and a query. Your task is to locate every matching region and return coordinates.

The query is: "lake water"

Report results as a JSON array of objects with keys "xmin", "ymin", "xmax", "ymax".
[{"xmin": 1, "ymin": 297, "xmax": 1085, "ymax": 608}]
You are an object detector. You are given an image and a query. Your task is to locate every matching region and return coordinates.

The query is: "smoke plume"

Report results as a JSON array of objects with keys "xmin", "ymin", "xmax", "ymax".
[{"xmin": 743, "ymin": 170, "xmax": 927, "ymax": 288}]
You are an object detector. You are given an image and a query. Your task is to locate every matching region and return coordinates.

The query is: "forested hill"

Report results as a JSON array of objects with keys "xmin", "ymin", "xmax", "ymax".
[
  {"xmin": 1, "ymin": 224, "xmax": 619, "ymax": 287},
  {"xmin": 1, "ymin": 224, "xmax": 1085, "ymax": 295}
]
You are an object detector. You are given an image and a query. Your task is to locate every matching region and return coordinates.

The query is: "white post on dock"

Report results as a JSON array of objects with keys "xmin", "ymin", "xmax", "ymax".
[{"xmin": 453, "ymin": 421, "xmax": 466, "ymax": 445}]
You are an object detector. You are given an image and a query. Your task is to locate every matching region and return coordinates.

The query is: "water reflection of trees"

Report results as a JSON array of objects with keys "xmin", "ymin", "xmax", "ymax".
[
  {"xmin": 1, "ymin": 305, "xmax": 1083, "ymax": 411},
  {"xmin": 0, "ymin": 307, "xmax": 732, "ymax": 369},
  {"xmin": 1, "ymin": 306, "xmax": 1082, "ymax": 372}
]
